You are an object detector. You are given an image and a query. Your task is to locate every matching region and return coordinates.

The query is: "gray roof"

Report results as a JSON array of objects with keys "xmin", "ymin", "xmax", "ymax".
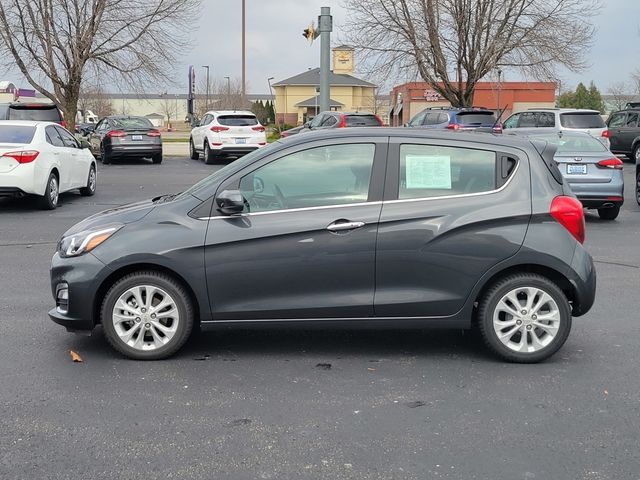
[
  {"xmin": 295, "ymin": 96, "xmax": 344, "ymax": 107},
  {"xmin": 272, "ymin": 68, "xmax": 376, "ymax": 88}
]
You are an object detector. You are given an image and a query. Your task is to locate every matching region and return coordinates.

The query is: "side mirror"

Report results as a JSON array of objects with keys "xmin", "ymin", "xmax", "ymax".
[{"xmin": 216, "ymin": 190, "xmax": 246, "ymax": 215}]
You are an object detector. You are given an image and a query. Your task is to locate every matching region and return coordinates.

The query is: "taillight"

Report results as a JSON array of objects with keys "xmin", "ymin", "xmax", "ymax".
[
  {"xmin": 210, "ymin": 126, "xmax": 230, "ymax": 133},
  {"xmin": 147, "ymin": 130, "xmax": 161, "ymax": 137},
  {"xmin": 338, "ymin": 115, "xmax": 346, "ymax": 128},
  {"xmin": 2, "ymin": 150, "xmax": 40, "ymax": 164},
  {"xmin": 493, "ymin": 124, "xmax": 503, "ymax": 133},
  {"xmin": 281, "ymin": 132, "xmax": 289, "ymax": 138},
  {"xmin": 597, "ymin": 157, "xmax": 623, "ymax": 169},
  {"xmin": 252, "ymin": 126, "xmax": 265, "ymax": 132},
  {"xmin": 107, "ymin": 130, "xmax": 126, "ymax": 138},
  {"xmin": 550, "ymin": 196, "xmax": 585, "ymax": 244},
  {"xmin": 601, "ymin": 130, "xmax": 611, "ymax": 138},
  {"xmin": 374, "ymin": 114, "xmax": 384, "ymax": 126},
  {"xmin": 447, "ymin": 123, "xmax": 460, "ymax": 130}
]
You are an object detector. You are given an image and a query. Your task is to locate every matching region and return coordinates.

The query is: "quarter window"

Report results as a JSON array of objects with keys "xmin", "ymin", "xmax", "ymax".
[
  {"xmin": 398, "ymin": 144, "xmax": 497, "ymax": 199},
  {"xmin": 239, "ymin": 143, "xmax": 376, "ymax": 212}
]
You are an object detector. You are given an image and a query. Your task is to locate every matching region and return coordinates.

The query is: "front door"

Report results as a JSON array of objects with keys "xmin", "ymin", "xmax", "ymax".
[
  {"xmin": 607, "ymin": 112, "xmax": 627, "ymax": 152},
  {"xmin": 375, "ymin": 138, "xmax": 531, "ymax": 318},
  {"xmin": 204, "ymin": 140, "xmax": 387, "ymax": 320}
]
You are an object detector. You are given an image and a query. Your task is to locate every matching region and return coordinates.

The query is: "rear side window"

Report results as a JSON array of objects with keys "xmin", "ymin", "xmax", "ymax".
[
  {"xmin": 560, "ymin": 113, "xmax": 605, "ymax": 128},
  {"xmin": 537, "ymin": 112, "xmax": 555, "ymax": 127},
  {"xmin": 218, "ymin": 115, "xmax": 258, "ymax": 127},
  {"xmin": 0, "ymin": 125, "xmax": 36, "ymax": 143},
  {"xmin": 608, "ymin": 113, "xmax": 626, "ymax": 127},
  {"xmin": 518, "ymin": 112, "xmax": 538, "ymax": 128},
  {"xmin": 112, "ymin": 117, "xmax": 153, "ymax": 129},
  {"xmin": 456, "ymin": 112, "xmax": 496, "ymax": 126},
  {"xmin": 8, "ymin": 105, "xmax": 61, "ymax": 122},
  {"xmin": 625, "ymin": 113, "xmax": 638, "ymax": 127},
  {"xmin": 45, "ymin": 126, "xmax": 65, "ymax": 147},
  {"xmin": 344, "ymin": 115, "xmax": 381, "ymax": 127},
  {"xmin": 398, "ymin": 144, "xmax": 497, "ymax": 199},
  {"xmin": 408, "ymin": 111, "xmax": 427, "ymax": 126}
]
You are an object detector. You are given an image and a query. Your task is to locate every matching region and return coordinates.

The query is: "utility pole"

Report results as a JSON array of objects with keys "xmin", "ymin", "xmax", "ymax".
[
  {"xmin": 241, "ymin": 0, "xmax": 246, "ymax": 106},
  {"xmin": 318, "ymin": 7, "xmax": 332, "ymax": 114},
  {"xmin": 225, "ymin": 76, "xmax": 231, "ymax": 110},
  {"xmin": 202, "ymin": 65, "xmax": 210, "ymax": 110}
]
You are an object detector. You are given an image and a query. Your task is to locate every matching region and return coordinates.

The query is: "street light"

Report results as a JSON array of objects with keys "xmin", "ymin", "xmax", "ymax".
[
  {"xmin": 225, "ymin": 76, "xmax": 231, "ymax": 109},
  {"xmin": 202, "ymin": 65, "xmax": 210, "ymax": 110},
  {"xmin": 267, "ymin": 77, "xmax": 275, "ymax": 125},
  {"xmin": 496, "ymin": 69, "xmax": 502, "ymax": 122}
]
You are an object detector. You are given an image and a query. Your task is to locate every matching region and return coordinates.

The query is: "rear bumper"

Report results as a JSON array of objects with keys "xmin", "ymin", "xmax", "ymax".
[
  {"xmin": 108, "ymin": 145, "xmax": 163, "ymax": 157},
  {"xmin": 0, "ymin": 186, "xmax": 26, "ymax": 197},
  {"xmin": 568, "ymin": 244, "xmax": 596, "ymax": 317},
  {"xmin": 211, "ymin": 145, "xmax": 260, "ymax": 156},
  {"xmin": 0, "ymin": 163, "xmax": 40, "ymax": 195},
  {"xmin": 568, "ymin": 176, "xmax": 624, "ymax": 208}
]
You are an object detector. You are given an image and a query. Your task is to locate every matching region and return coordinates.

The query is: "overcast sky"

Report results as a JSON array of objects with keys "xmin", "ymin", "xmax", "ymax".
[{"xmin": 4, "ymin": 0, "xmax": 639, "ymax": 95}]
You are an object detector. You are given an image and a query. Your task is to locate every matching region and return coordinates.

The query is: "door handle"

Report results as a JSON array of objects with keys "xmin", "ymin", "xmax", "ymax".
[{"xmin": 326, "ymin": 220, "xmax": 365, "ymax": 232}]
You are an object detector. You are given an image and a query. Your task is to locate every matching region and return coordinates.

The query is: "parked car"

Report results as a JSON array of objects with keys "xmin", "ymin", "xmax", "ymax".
[
  {"xmin": 49, "ymin": 129, "xmax": 595, "ymax": 362},
  {"xmin": 75, "ymin": 123, "xmax": 96, "ymax": 138},
  {"xmin": 0, "ymin": 121, "xmax": 96, "ymax": 209},
  {"xmin": 606, "ymin": 108, "xmax": 640, "ymax": 162},
  {"xmin": 503, "ymin": 108, "xmax": 609, "ymax": 147},
  {"xmin": 508, "ymin": 131, "xmax": 624, "ymax": 220},
  {"xmin": 189, "ymin": 110, "xmax": 266, "ymax": 164},
  {"xmin": 0, "ymin": 102, "xmax": 66, "ymax": 128},
  {"xmin": 300, "ymin": 111, "xmax": 384, "ymax": 132},
  {"xmin": 89, "ymin": 116, "xmax": 162, "ymax": 164},
  {"xmin": 406, "ymin": 106, "xmax": 500, "ymax": 132},
  {"xmin": 280, "ymin": 123, "xmax": 309, "ymax": 137}
]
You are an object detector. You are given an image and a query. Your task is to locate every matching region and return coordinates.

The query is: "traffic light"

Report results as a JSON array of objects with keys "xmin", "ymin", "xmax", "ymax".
[{"xmin": 302, "ymin": 22, "xmax": 316, "ymax": 43}]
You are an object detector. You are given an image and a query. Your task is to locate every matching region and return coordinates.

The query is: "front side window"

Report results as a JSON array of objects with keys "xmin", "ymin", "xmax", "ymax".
[
  {"xmin": 408, "ymin": 110, "xmax": 427, "ymax": 126},
  {"xmin": 503, "ymin": 113, "xmax": 520, "ymax": 129},
  {"xmin": 608, "ymin": 113, "xmax": 625, "ymax": 128},
  {"xmin": 308, "ymin": 114, "xmax": 325, "ymax": 128},
  {"xmin": 239, "ymin": 143, "xmax": 376, "ymax": 212},
  {"xmin": 398, "ymin": 144, "xmax": 497, "ymax": 199}
]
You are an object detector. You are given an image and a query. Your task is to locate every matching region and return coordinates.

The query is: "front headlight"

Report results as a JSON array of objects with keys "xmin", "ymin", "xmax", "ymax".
[{"xmin": 59, "ymin": 224, "xmax": 123, "ymax": 258}]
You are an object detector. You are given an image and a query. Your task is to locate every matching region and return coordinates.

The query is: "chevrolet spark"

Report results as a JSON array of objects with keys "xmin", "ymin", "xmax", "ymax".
[{"xmin": 49, "ymin": 129, "xmax": 596, "ymax": 362}]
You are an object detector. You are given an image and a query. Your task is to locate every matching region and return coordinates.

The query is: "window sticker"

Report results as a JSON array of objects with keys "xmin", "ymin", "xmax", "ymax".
[{"xmin": 405, "ymin": 155, "xmax": 452, "ymax": 189}]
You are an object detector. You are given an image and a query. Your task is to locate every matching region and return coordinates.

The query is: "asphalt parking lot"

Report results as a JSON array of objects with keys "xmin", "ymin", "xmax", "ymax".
[{"xmin": 1, "ymin": 157, "xmax": 639, "ymax": 480}]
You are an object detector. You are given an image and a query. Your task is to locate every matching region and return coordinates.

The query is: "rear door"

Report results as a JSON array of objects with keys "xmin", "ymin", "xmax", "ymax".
[
  {"xmin": 44, "ymin": 126, "xmax": 72, "ymax": 190},
  {"xmin": 55, "ymin": 126, "xmax": 88, "ymax": 188},
  {"xmin": 375, "ymin": 137, "xmax": 530, "ymax": 317},
  {"xmin": 617, "ymin": 111, "xmax": 639, "ymax": 153}
]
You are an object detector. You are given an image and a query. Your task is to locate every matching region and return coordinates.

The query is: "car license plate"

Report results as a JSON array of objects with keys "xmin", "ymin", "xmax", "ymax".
[
  {"xmin": 567, "ymin": 164, "xmax": 587, "ymax": 174},
  {"xmin": 132, "ymin": 135, "xmax": 143, "ymax": 141},
  {"xmin": 235, "ymin": 138, "xmax": 246, "ymax": 144}
]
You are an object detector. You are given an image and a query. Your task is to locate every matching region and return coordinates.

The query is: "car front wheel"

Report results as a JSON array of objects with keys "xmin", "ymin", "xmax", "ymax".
[
  {"xmin": 189, "ymin": 138, "xmax": 199, "ymax": 160},
  {"xmin": 101, "ymin": 271, "xmax": 194, "ymax": 360},
  {"xmin": 477, "ymin": 273, "xmax": 572, "ymax": 363},
  {"xmin": 80, "ymin": 164, "xmax": 96, "ymax": 196}
]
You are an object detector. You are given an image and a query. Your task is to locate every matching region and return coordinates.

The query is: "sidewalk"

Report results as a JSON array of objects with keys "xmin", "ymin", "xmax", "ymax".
[{"xmin": 163, "ymin": 142, "xmax": 189, "ymax": 157}]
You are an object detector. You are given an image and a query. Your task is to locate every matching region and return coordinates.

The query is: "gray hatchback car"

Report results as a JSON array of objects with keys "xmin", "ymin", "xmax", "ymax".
[{"xmin": 49, "ymin": 129, "xmax": 596, "ymax": 363}]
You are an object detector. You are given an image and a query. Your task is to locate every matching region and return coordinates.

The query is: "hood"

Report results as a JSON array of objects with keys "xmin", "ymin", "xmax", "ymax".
[{"xmin": 63, "ymin": 199, "xmax": 155, "ymax": 236}]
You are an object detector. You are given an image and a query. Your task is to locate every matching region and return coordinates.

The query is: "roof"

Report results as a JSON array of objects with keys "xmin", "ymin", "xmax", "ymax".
[
  {"xmin": 295, "ymin": 97, "xmax": 344, "ymax": 107},
  {"xmin": 204, "ymin": 110, "xmax": 255, "ymax": 116},
  {"xmin": 272, "ymin": 68, "xmax": 376, "ymax": 87},
  {"xmin": 526, "ymin": 108, "xmax": 600, "ymax": 113}
]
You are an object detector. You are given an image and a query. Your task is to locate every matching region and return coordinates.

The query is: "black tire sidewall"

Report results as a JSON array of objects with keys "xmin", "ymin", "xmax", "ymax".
[
  {"xmin": 101, "ymin": 273, "xmax": 193, "ymax": 360},
  {"xmin": 204, "ymin": 143, "xmax": 215, "ymax": 164},
  {"xmin": 41, "ymin": 173, "xmax": 58, "ymax": 209},
  {"xmin": 478, "ymin": 274, "xmax": 572, "ymax": 363},
  {"xmin": 598, "ymin": 205, "xmax": 620, "ymax": 220},
  {"xmin": 80, "ymin": 165, "xmax": 96, "ymax": 196}
]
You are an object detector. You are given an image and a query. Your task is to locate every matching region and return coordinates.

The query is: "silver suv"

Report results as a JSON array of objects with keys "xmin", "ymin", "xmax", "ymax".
[{"xmin": 503, "ymin": 108, "xmax": 609, "ymax": 147}]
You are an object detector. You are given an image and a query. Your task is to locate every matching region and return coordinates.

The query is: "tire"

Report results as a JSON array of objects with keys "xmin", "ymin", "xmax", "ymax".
[
  {"xmin": 189, "ymin": 138, "xmax": 199, "ymax": 160},
  {"xmin": 79, "ymin": 164, "xmax": 97, "ymax": 196},
  {"xmin": 477, "ymin": 273, "xmax": 572, "ymax": 363},
  {"xmin": 152, "ymin": 154, "xmax": 163, "ymax": 164},
  {"xmin": 633, "ymin": 144, "xmax": 640, "ymax": 165},
  {"xmin": 101, "ymin": 271, "xmax": 195, "ymax": 360},
  {"xmin": 204, "ymin": 142, "xmax": 216, "ymax": 165},
  {"xmin": 40, "ymin": 172, "xmax": 59, "ymax": 210},
  {"xmin": 597, "ymin": 205, "xmax": 620, "ymax": 220},
  {"xmin": 101, "ymin": 145, "xmax": 111, "ymax": 165},
  {"xmin": 636, "ymin": 171, "xmax": 640, "ymax": 206}
]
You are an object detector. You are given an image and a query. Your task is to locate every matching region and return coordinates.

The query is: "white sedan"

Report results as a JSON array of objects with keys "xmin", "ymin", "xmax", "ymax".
[{"xmin": 0, "ymin": 121, "xmax": 96, "ymax": 209}]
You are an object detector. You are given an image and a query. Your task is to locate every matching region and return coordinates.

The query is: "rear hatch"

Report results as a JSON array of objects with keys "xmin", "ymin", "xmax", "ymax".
[
  {"xmin": 559, "ymin": 112, "xmax": 606, "ymax": 138},
  {"xmin": 8, "ymin": 104, "xmax": 63, "ymax": 125},
  {"xmin": 216, "ymin": 115, "xmax": 264, "ymax": 145},
  {"xmin": 456, "ymin": 111, "xmax": 497, "ymax": 129},
  {"xmin": 110, "ymin": 117, "xmax": 160, "ymax": 147},
  {"xmin": 0, "ymin": 125, "xmax": 37, "ymax": 173}
]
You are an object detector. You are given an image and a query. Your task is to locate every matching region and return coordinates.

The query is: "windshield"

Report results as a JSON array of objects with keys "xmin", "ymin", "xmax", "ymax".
[
  {"xmin": 0, "ymin": 125, "xmax": 36, "ymax": 143},
  {"xmin": 179, "ymin": 142, "xmax": 281, "ymax": 199},
  {"xmin": 533, "ymin": 133, "xmax": 608, "ymax": 153},
  {"xmin": 456, "ymin": 112, "xmax": 496, "ymax": 126},
  {"xmin": 559, "ymin": 113, "xmax": 605, "ymax": 128},
  {"xmin": 217, "ymin": 115, "xmax": 258, "ymax": 126},
  {"xmin": 112, "ymin": 117, "xmax": 153, "ymax": 129}
]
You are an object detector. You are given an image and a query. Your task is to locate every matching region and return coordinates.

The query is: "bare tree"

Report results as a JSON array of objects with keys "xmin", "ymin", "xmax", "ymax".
[
  {"xmin": 0, "ymin": 0, "xmax": 199, "ymax": 129},
  {"xmin": 342, "ymin": 0, "xmax": 599, "ymax": 107},
  {"xmin": 79, "ymin": 83, "xmax": 114, "ymax": 119},
  {"xmin": 159, "ymin": 94, "xmax": 177, "ymax": 127},
  {"xmin": 607, "ymin": 81, "xmax": 632, "ymax": 112}
]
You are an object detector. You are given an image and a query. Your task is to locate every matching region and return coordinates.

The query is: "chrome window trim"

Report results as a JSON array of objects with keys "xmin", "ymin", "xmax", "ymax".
[
  {"xmin": 199, "ymin": 200, "xmax": 384, "ymax": 220},
  {"xmin": 387, "ymin": 159, "xmax": 520, "ymax": 205}
]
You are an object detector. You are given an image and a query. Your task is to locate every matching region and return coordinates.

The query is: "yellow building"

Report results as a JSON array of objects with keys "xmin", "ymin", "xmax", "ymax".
[{"xmin": 272, "ymin": 46, "xmax": 378, "ymax": 126}]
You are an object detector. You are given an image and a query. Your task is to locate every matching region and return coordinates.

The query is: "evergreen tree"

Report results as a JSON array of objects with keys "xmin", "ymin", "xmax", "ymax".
[
  {"xmin": 556, "ymin": 81, "xmax": 605, "ymax": 113},
  {"xmin": 588, "ymin": 82, "xmax": 605, "ymax": 113}
]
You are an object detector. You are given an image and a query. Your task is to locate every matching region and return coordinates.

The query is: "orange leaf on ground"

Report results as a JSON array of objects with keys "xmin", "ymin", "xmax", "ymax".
[{"xmin": 69, "ymin": 350, "xmax": 83, "ymax": 363}]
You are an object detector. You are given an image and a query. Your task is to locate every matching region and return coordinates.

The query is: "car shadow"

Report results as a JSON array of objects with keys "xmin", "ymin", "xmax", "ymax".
[
  {"xmin": 0, "ymin": 192, "xmax": 80, "ymax": 213},
  {"xmin": 99, "ymin": 158, "xmax": 157, "ymax": 166}
]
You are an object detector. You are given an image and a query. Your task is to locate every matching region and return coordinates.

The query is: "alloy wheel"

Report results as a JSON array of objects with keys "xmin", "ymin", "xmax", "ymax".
[
  {"xmin": 49, "ymin": 176, "xmax": 59, "ymax": 206},
  {"xmin": 88, "ymin": 167, "xmax": 96, "ymax": 193},
  {"xmin": 492, "ymin": 286, "xmax": 561, "ymax": 353},
  {"xmin": 111, "ymin": 285, "xmax": 180, "ymax": 351}
]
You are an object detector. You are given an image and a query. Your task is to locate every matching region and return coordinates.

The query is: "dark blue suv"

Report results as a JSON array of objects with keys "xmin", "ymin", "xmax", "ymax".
[{"xmin": 407, "ymin": 107, "xmax": 501, "ymax": 132}]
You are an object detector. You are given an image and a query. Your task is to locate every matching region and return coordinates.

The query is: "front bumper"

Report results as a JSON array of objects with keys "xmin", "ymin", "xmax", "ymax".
[{"xmin": 49, "ymin": 251, "xmax": 111, "ymax": 331}]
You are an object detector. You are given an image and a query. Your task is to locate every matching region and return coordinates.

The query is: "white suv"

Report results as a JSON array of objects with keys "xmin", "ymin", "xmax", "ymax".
[
  {"xmin": 502, "ymin": 108, "xmax": 610, "ymax": 147},
  {"xmin": 189, "ymin": 110, "xmax": 267, "ymax": 164}
]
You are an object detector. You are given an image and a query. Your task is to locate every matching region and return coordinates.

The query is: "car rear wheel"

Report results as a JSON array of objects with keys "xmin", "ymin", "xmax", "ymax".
[
  {"xmin": 204, "ymin": 142, "xmax": 216, "ymax": 165},
  {"xmin": 152, "ymin": 154, "xmax": 163, "ymax": 164},
  {"xmin": 40, "ymin": 172, "xmax": 59, "ymax": 210},
  {"xmin": 477, "ymin": 273, "xmax": 571, "ymax": 363},
  {"xmin": 101, "ymin": 145, "xmax": 111, "ymax": 165},
  {"xmin": 80, "ymin": 164, "xmax": 96, "ymax": 196},
  {"xmin": 636, "ymin": 171, "xmax": 640, "ymax": 205},
  {"xmin": 633, "ymin": 145, "xmax": 640, "ymax": 164},
  {"xmin": 101, "ymin": 271, "xmax": 194, "ymax": 360},
  {"xmin": 189, "ymin": 138, "xmax": 199, "ymax": 160},
  {"xmin": 597, "ymin": 205, "xmax": 620, "ymax": 220}
]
